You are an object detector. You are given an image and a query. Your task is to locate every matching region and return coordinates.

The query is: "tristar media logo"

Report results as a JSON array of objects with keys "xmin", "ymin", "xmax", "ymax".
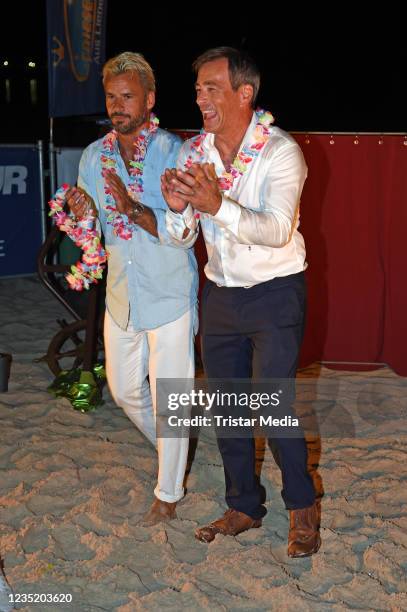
[{"xmin": 63, "ymin": 0, "xmax": 101, "ymax": 82}]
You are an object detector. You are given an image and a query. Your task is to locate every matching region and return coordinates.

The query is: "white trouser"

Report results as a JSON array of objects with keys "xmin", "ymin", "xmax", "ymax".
[{"xmin": 104, "ymin": 307, "xmax": 194, "ymax": 503}]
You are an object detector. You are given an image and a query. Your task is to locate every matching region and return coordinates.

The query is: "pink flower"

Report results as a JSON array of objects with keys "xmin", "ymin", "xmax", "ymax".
[
  {"xmin": 66, "ymin": 274, "xmax": 83, "ymax": 291},
  {"xmin": 83, "ymin": 252, "xmax": 102, "ymax": 265}
]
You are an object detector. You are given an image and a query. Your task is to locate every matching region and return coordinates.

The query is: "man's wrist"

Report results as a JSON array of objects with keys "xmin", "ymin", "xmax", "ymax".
[
  {"xmin": 210, "ymin": 193, "xmax": 222, "ymax": 216},
  {"xmin": 169, "ymin": 204, "xmax": 188, "ymax": 214},
  {"xmin": 127, "ymin": 201, "xmax": 145, "ymax": 223}
]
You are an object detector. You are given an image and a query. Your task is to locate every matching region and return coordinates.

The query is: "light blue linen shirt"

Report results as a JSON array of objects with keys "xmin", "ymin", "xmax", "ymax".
[{"xmin": 78, "ymin": 128, "xmax": 198, "ymax": 332}]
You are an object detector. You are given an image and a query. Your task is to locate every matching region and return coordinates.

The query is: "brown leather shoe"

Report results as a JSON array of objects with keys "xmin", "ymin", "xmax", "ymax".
[
  {"xmin": 195, "ymin": 508, "xmax": 262, "ymax": 543},
  {"xmin": 142, "ymin": 498, "xmax": 177, "ymax": 526},
  {"xmin": 287, "ymin": 501, "xmax": 321, "ymax": 558}
]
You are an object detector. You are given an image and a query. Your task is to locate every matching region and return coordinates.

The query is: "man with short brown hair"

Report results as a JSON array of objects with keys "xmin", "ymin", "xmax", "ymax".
[{"xmin": 162, "ymin": 47, "xmax": 320, "ymax": 557}]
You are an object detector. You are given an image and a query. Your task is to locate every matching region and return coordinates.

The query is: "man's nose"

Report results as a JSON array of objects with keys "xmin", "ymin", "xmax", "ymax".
[
  {"xmin": 111, "ymin": 99, "xmax": 124, "ymax": 112},
  {"xmin": 196, "ymin": 91, "xmax": 207, "ymax": 107}
]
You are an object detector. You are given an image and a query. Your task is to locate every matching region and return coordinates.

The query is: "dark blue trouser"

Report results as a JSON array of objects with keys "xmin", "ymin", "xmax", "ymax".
[{"xmin": 201, "ymin": 272, "xmax": 315, "ymax": 520}]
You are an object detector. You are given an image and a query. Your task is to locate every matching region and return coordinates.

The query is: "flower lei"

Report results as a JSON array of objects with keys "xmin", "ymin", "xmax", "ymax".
[
  {"xmin": 49, "ymin": 184, "xmax": 107, "ymax": 291},
  {"xmin": 100, "ymin": 113, "xmax": 160, "ymax": 240},
  {"xmin": 185, "ymin": 108, "xmax": 274, "ymax": 192}
]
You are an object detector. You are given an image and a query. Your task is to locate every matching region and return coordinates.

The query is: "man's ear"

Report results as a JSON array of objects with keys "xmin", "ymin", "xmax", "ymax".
[
  {"xmin": 147, "ymin": 90, "xmax": 156, "ymax": 111},
  {"xmin": 239, "ymin": 84, "xmax": 254, "ymax": 108}
]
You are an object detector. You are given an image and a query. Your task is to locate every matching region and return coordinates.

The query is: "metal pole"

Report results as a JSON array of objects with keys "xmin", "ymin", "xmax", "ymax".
[
  {"xmin": 49, "ymin": 117, "xmax": 56, "ymax": 195},
  {"xmin": 37, "ymin": 140, "xmax": 47, "ymax": 242}
]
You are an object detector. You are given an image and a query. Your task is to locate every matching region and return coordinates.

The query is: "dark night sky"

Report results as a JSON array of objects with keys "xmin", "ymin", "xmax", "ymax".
[{"xmin": 1, "ymin": 2, "xmax": 405, "ymax": 145}]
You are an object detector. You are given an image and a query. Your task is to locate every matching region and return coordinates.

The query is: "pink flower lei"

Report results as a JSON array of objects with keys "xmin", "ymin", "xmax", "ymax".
[
  {"xmin": 48, "ymin": 184, "xmax": 107, "ymax": 291},
  {"xmin": 185, "ymin": 108, "xmax": 274, "ymax": 192},
  {"xmin": 101, "ymin": 113, "xmax": 160, "ymax": 240}
]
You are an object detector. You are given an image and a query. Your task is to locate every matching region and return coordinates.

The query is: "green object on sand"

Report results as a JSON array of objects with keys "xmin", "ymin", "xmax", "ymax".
[{"xmin": 48, "ymin": 364, "xmax": 106, "ymax": 412}]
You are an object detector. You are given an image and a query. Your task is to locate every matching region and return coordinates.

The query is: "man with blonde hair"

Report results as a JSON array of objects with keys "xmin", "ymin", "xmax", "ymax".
[{"xmin": 67, "ymin": 52, "xmax": 198, "ymax": 524}]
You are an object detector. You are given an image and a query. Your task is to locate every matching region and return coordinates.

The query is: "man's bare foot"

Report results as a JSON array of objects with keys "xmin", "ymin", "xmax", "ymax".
[{"xmin": 141, "ymin": 498, "xmax": 177, "ymax": 526}]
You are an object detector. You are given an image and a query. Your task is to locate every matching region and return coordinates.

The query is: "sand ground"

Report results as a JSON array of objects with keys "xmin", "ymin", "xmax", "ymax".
[{"xmin": 0, "ymin": 277, "xmax": 406, "ymax": 611}]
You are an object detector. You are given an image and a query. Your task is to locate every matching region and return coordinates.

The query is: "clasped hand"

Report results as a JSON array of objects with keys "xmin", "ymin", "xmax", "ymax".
[
  {"xmin": 66, "ymin": 171, "xmax": 133, "ymax": 219},
  {"xmin": 66, "ymin": 187, "xmax": 94, "ymax": 219},
  {"xmin": 161, "ymin": 162, "xmax": 222, "ymax": 215}
]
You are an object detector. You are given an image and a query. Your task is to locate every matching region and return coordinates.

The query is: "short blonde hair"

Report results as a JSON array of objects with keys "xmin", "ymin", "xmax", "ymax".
[{"xmin": 102, "ymin": 52, "xmax": 156, "ymax": 93}]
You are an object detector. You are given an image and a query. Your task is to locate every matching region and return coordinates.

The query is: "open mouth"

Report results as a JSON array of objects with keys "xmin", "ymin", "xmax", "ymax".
[{"xmin": 202, "ymin": 109, "xmax": 217, "ymax": 122}]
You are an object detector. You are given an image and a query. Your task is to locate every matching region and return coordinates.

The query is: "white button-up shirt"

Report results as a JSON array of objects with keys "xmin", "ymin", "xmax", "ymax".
[{"xmin": 166, "ymin": 113, "xmax": 308, "ymax": 287}]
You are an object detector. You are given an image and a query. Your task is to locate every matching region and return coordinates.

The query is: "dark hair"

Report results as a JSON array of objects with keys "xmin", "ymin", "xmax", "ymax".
[{"xmin": 192, "ymin": 47, "xmax": 260, "ymax": 108}]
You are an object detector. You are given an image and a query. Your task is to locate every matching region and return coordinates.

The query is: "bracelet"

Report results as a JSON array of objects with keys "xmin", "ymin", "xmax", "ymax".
[{"xmin": 128, "ymin": 201, "xmax": 145, "ymax": 223}]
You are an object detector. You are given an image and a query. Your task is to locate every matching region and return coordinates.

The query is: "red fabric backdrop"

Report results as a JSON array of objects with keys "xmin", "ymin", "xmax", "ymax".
[
  {"xmin": 175, "ymin": 132, "xmax": 407, "ymax": 375},
  {"xmin": 295, "ymin": 134, "xmax": 407, "ymax": 374}
]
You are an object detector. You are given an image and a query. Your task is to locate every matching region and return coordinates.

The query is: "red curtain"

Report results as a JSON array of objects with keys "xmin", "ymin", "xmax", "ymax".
[
  {"xmin": 295, "ymin": 134, "xmax": 407, "ymax": 374},
  {"xmin": 178, "ymin": 132, "xmax": 407, "ymax": 375}
]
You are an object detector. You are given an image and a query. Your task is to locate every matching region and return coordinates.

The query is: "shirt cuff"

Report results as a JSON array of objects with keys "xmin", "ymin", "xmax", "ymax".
[
  {"xmin": 166, "ymin": 204, "xmax": 197, "ymax": 241},
  {"xmin": 181, "ymin": 203, "xmax": 198, "ymax": 230},
  {"xmin": 213, "ymin": 196, "xmax": 241, "ymax": 233}
]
